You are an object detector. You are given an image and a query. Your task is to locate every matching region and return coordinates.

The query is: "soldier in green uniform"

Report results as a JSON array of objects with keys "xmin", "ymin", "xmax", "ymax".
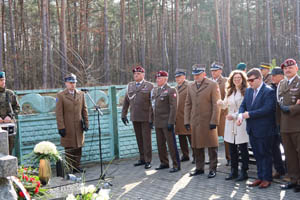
[{"xmin": 0, "ymin": 71, "xmax": 20, "ymax": 155}]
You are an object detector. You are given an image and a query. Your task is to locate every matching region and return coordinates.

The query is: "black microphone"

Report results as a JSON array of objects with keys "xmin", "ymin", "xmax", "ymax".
[{"xmin": 81, "ymin": 89, "xmax": 89, "ymax": 92}]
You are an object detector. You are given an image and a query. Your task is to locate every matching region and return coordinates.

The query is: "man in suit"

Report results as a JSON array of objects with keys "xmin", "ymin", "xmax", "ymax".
[
  {"xmin": 237, "ymin": 68, "xmax": 276, "ymax": 188},
  {"xmin": 174, "ymin": 69, "xmax": 194, "ymax": 163},
  {"xmin": 278, "ymin": 58, "xmax": 300, "ymax": 193},
  {"xmin": 210, "ymin": 62, "xmax": 230, "ymax": 166},
  {"xmin": 151, "ymin": 70, "xmax": 180, "ymax": 173},
  {"xmin": 121, "ymin": 66, "xmax": 154, "ymax": 169},
  {"xmin": 260, "ymin": 63, "xmax": 272, "ymax": 85},
  {"xmin": 56, "ymin": 73, "xmax": 89, "ymax": 173},
  {"xmin": 185, "ymin": 65, "xmax": 221, "ymax": 178}
]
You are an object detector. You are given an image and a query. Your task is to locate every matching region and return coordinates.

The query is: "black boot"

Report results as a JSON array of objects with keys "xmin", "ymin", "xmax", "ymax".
[
  {"xmin": 225, "ymin": 168, "xmax": 238, "ymax": 180},
  {"xmin": 236, "ymin": 169, "xmax": 248, "ymax": 181}
]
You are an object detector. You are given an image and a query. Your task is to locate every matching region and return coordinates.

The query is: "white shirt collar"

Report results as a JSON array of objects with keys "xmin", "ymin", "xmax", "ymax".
[
  {"xmin": 136, "ymin": 79, "xmax": 144, "ymax": 85},
  {"xmin": 255, "ymin": 81, "xmax": 264, "ymax": 94},
  {"xmin": 287, "ymin": 75, "xmax": 297, "ymax": 85}
]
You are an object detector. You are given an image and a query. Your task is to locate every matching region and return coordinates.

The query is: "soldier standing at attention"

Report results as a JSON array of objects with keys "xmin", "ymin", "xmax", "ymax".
[
  {"xmin": 210, "ymin": 62, "xmax": 230, "ymax": 166},
  {"xmin": 185, "ymin": 65, "xmax": 221, "ymax": 178},
  {"xmin": 121, "ymin": 66, "xmax": 154, "ymax": 169},
  {"xmin": 174, "ymin": 69, "xmax": 194, "ymax": 163},
  {"xmin": 260, "ymin": 63, "xmax": 272, "ymax": 85},
  {"xmin": 0, "ymin": 71, "xmax": 20, "ymax": 155},
  {"xmin": 278, "ymin": 59, "xmax": 300, "ymax": 193},
  {"xmin": 56, "ymin": 73, "xmax": 89, "ymax": 173},
  {"xmin": 152, "ymin": 70, "xmax": 180, "ymax": 173}
]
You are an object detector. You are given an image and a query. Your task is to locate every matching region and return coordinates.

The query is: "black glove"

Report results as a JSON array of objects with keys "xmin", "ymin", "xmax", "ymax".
[
  {"xmin": 121, "ymin": 117, "xmax": 129, "ymax": 126},
  {"xmin": 184, "ymin": 124, "xmax": 191, "ymax": 131},
  {"xmin": 279, "ymin": 104, "xmax": 290, "ymax": 113},
  {"xmin": 58, "ymin": 129, "xmax": 66, "ymax": 137},
  {"xmin": 83, "ymin": 127, "xmax": 89, "ymax": 132},
  {"xmin": 149, "ymin": 122, "xmax": 153, "ymax": 129},
  {"xmin": 209, "ymin": 124, "xmax": 217, "ymax": 130},
  {"xmin": 167, "ymin": 124, "xmax": 174, "ymax": 132}
]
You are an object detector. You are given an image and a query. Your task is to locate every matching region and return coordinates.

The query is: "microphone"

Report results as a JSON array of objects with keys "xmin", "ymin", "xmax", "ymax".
[{"xmin": 81, "ymin": 89, "xmax": 89, "ymax": 92}]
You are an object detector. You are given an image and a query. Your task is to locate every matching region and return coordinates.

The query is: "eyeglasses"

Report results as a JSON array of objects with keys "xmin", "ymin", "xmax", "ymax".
[
  {"xmin": 233, "ymin": 77, "xmax": 242, "ymax": 80},
  {"xmin": 247, "ymin": 77, "xmax": 258, "ymax": 82}
]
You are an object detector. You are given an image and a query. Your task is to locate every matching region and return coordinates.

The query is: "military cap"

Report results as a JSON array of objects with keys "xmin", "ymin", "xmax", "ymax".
[
  {"xmin": 132, "ymin": 65, "xmax": 145, "ymax": 73},
  {"xmin": 156, "ymin": 70, "xmax": 168, "ymax": 77},
  {"xmin": 259, "ymin": 63, "xmax": 272, "ymax": 70},
  {"xmin": 271, "ymin": 67, "xmax": 284, "ymax": 75},
  {"xmin": 64, "ymin": 73, "xmax": 77, "ymax": 83},
  {"xmin": 210, "ymin": 62, "xmax": 224, "ymax": 71},
  {"xmin": 236, "ymin": 63, "xmax": 247, "ymax": 70},
  {"xmin": 175, "ymin": 68, "xmax": 186, "ymax": 77},
  {"xmin": 0, "ymin": 71, "xmax": 5, "ymax": 79},
  {"xmin": 192, "ymin": 64, "xmax": 206, "ymax": 75},
  {"xmin": 280, "ymin": 58, "xmax": 297, "ymax": 69}
]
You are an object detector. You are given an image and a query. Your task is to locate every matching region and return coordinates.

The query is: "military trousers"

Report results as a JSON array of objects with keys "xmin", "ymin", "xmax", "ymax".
[
  {"xmin": 155, "ymin": 128, "xmax": 179, "ymax": 168},
  {"xmin": 65, "ymin": 147, "xmax": 82, "ymax": 170},
  {"xmin": 133, "ymin": 121, "xmax": 152, "ymax": 163},
  {"xmin": 281, "ymin": 132, "xmax": 300, "ymax": 184},
  {"xmin": 178, "ymin": 135, "xmax": 194, "ymax": 159},
  {"xmin": 194, "ymin": 147, "xmax": 218, "ymax": 171}
]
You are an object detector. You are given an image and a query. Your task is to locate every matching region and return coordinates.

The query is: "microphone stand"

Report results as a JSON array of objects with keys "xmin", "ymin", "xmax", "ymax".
[{"xmin": 82, "ymin": 90, "xmax": 105, "ymax": 179}]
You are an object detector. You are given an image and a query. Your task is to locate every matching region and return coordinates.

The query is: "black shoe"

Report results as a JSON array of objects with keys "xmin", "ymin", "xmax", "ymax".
[
  {"xmin": 226, "ymin": 160, "xmax": 231, "ymax": 166},
  {"xmin": 225, "ymin": 170, "xmax": 238, "ymax": 180},
  {"xmin": 189, "ymin": 169, "xmax": 204, "ymax": 176},
  {"xmin": 205, "ymin": 161, "xmax": 210, "ymax": 165},
  {"xmin": 144, "ymin": 162, "xmax": 152, "ymax": 169},
  {"xmin": 169, "ymin": 167, "xmax": 180, "ymax": 173},
  {"xmin": 192, "ymin": 158, "xmax": 195, "ymax": 164},
  {"xmin": 134, "ymin": 160, "xmax": 145, "ymax": 167},
  {"xmin": 294, "ymin": 185, "xmax": 300, "ymax": 193},
  {"xmin": 236, "ymin": 171, "xmax": 248, "ymax": 181},
  {"xmin": 208, "ymin": 170, "xmax": 216, "ymax": 178},
  {"xmin": 180, "ymin": 156, "xmax": 190, "ymax": 162},
  {"xmin": 73, "ymin": 167, "xmax": 85, "ymax": 174},
  {"xmin": 155, "ymin": 164, "xmax": 169, "ymax": 170},
  {"xmin": 280, "ymin": 182, "xmax": 297, "ymax": 190}
]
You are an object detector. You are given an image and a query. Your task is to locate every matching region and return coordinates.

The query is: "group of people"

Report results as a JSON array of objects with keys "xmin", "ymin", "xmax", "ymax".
[{"xmin": 121, "ymin": 59, "xmax": 300, "ymax": 192}]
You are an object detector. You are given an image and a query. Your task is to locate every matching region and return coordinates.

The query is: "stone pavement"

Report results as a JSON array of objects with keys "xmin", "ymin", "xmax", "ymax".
[{"xmin": 48, "ymin": 143, "xmax": 300, "ymax": 200}]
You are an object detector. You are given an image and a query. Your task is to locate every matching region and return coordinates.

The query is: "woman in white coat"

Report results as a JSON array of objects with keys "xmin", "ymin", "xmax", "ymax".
[{"xmin": 217, "ymin": 70, "xmax": 249, "ymax": 181}]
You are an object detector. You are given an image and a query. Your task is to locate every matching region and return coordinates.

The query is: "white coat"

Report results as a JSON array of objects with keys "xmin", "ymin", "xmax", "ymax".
[{"xmin": 218, "ymin": 89, "xmax": 249, "ymax": 144}]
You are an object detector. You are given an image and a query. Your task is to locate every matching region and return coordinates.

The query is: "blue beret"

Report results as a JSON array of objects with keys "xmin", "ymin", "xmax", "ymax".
[
  {"xmin": 0, "ymin": 71, "xmax": 5, "ymax": 79},
  {"xmin": 175, "ymin": 69, "xmax": 186, "ymax": 77},
  {"xmin": 236, "ymin": 63, "xmax": 247, "ymax": 70},
  {"xmin": 192, "ymin": 64, "xmax": 205, "ymax": 75},
  {"xmin": 271, "ymin": 67, "xmax": 283, "ymax": 75},
  {"xmin": 210, "ymin": 62, "xmax": 224, "ymax": 71},
  {"xmin": 64, "ymin": 73, "xmax": 77, "ymax": 83}
]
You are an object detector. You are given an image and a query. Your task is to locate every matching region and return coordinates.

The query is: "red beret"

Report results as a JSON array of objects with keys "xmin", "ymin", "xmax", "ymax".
[
  {"xmin": 156, "ymin": 70, "xmax": 168, "ymax": 77},
  {"xmin": 281, "ymin": 58, "xmax": 297, "ymax": 69},
  {"xmin": 132, "ymin": 66, "xmax": 145, "ymax": 73}
]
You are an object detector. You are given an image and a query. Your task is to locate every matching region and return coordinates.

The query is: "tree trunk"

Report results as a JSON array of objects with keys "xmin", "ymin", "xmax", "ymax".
[
  {"xmin": 214, "ymin": 0, "xmax": 222, "ymax": 62},
  {"xmin": 266, "ymin": 0, "xmax": 272, "ymax": 62},
  {"xmin": 103, "ymin": 0, "xmax": 110, "ymax": 83},
  {"xmin": 297, "ymin": 0, "xmax": 300, "ymax": 60},
  {"xmin": 8, "ymin": 0, "xmax": 19, "ymax": 89},
  {"xmin": 174, "ymin": 0, "xmax": 179, "ymax": 70},
  {"xmin": 41, "ymin": 0, "xmax": 48, "ymax": 88},
  {"xmin": 119, "ymin": 0, "xmax": 125, "ymax": 83}
]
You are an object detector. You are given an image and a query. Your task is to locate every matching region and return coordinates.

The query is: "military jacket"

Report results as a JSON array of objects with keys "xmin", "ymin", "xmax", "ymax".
[
  {"xmin": 277, "ymin": 75, "xmax": 300, "ymax": 133},
  {"xmin": 0, "ymin": 88, "xmax": 20, "ymax": 119},
  {"xmin": 263, "ymin": 74, "xmax": 272, "ymax": 86},
  {"xmin": 122, "ymin": 80, "xmax": 153, "ymax": 122},
  {"xmin": 151, "ymin": 84, "xmax": 177, "ymax": 128}
]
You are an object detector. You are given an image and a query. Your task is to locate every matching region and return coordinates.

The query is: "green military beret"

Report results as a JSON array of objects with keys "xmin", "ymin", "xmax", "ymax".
[
  {"xmin": 0, "ymin": 71, "xmax": 5, "ymax": 78},
  {"xmin": 236, "ymin": 63, "xmax": 246, "ymax": 70}
]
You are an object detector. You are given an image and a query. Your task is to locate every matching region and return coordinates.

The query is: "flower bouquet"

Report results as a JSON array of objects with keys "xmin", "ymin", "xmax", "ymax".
[{"xmin": 66, "ymin": 184, "xmax": 110, "ymax": 200}]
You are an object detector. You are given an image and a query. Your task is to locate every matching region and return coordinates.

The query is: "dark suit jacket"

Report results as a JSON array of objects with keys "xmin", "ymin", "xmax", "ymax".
[{"xmin": 239, "ymin": 83, "xmax": 276, "ymax": 138}]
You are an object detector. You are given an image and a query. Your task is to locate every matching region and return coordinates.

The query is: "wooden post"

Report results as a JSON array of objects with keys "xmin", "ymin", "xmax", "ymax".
[{"xmin": 108, "ymin": 86, "xmax": 119, "ymax": 159}]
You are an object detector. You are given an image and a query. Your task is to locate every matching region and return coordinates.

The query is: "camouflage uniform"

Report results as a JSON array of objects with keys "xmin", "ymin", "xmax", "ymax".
[{"xmin": 0, "ymin": 87, "xmax": 20, "ymax": 154}]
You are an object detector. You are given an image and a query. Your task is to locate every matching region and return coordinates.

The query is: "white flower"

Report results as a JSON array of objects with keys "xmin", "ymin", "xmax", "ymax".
[
  {"xmin": 34, "ymin": 141, "xmax": 58, "ymax": 155},
  {"xmin": 92, "ymin": 189, "xmax": 110, "ymax": 200},
  {"xmin": 87, "ymin": 185, "xmax": 96, "ymax": 193},
  {"xmin": 66, "ymin": 194, "xmax": 76, "ymax": 200}
]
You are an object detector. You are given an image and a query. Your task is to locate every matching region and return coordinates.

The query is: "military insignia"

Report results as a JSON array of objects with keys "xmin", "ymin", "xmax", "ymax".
[
  {"xmin": 173, "ymin": 93, "xmax": 177, "ymax": 98},
  {"xmin": 56, "ymin": 98, "xmax": 58, "ymax": 102}
]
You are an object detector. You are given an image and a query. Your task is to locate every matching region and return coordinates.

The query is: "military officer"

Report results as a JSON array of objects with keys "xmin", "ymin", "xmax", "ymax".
[
  {"xmin": 0, "ymin": 71, "xmax": 20, "ymax": 155},
  {"xmin": 174, "ymin": 69, "xmax": 194, "ymax": 163},
  {"xmin": 121, "ymin": 66, "xmax": 154, "ymax": 169},
  {"xmin": 277, "ymin": 59, "xmax": 300, "ymax": 193},
  {"xmin": 56, "ymin": 73, "xmax": 89, "ymax": 173},
  {"xmin": 210, "ymin": 62, "xmax": 230, "ymax": 166},
  {"xmin": 236, "ymin": 62, "xmax": 247, "ymax": 72},
  {"xmin": 152, "ymin": 70, "xmax": 180, "ymax": 173},
  {"xmin": 260, "ymin": 63, "xmax": 272, "ymax": 85},
  {"xmin": 185, "ymin": 64, "xmax": 221, "ymax": 178}
]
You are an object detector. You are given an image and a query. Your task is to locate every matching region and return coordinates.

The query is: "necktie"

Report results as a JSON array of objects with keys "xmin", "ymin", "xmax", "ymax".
[
  {"xmin": 136, "ymin": 82, "xmax": 141, "ymax": 88},
  {"xmin": 252, "ymin": 89, "xmax": 257, "ymax": 105}
]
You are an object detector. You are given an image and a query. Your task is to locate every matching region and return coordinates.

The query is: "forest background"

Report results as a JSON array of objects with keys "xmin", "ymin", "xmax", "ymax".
[{"xmin": 1, "ymin": 0, "xmax": 299, "ymax": 89}]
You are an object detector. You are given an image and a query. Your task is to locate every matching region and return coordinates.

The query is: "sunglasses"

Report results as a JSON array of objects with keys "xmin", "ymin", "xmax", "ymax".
[{"xmin": 247, "ymin": 77, "xmax": 258, "ymax": 82}]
